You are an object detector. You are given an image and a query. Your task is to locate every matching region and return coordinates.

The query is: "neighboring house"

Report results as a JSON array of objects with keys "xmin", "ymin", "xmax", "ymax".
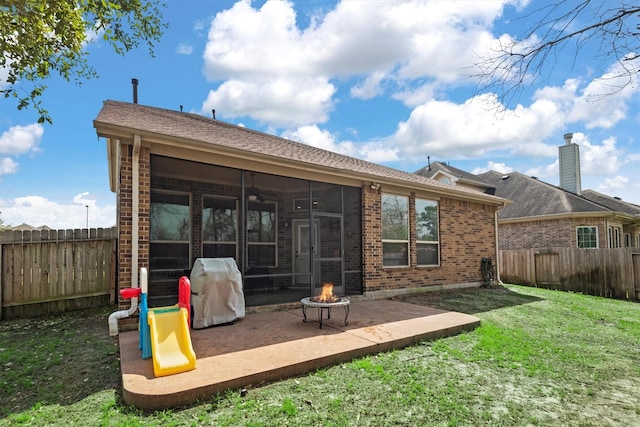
[
  {"xmin": 477, "ymin": 171, "xmax": 640, "ymax": 249},
  {"xmin": 414, "ymin": 161, "xmax": 496, "ymax": 195},
  {"xmin": 416, "ymin": 162, "xmax": 640, "ymax": 251},
  {"xmin": 580, "ymin": 189, "xmax": 640, "ymax": 248},
  {"xmin": 8, "ymin": 223, "xmax": 52, "ymax": 232},
  {"xmin": 93, "ymin": 99, "xmax": 508, "ymax": 310}
]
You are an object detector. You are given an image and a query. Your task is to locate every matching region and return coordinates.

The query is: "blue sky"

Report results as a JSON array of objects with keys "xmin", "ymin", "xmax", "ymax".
[{"xmin": 1, "ymin": 0, "xmax": 639, "ymax": 229}]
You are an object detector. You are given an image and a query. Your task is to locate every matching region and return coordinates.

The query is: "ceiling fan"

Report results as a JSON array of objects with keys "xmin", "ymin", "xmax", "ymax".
[
  {"xmin": 246, "ymin": 173, "xmax": 262, "ymax": 202},
  {"xmin": 246, "ymin": 173, "xmax": 277, "ymax": 202}
]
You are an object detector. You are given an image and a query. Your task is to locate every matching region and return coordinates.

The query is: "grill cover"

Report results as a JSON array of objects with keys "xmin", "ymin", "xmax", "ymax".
[{"xmin": 190, "ymin": 258, "xmax": 245, "ymax": 329}]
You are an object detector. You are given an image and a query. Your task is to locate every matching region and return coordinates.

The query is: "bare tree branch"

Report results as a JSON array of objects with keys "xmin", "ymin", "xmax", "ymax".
[{"xmin": 474, "ymin": 1, "xmax": 640, "ymax": 107}]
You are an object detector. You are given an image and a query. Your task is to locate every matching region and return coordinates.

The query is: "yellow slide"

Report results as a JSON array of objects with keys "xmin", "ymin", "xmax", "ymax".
[{"xmin": 147, "ymin": 307, "xmax": 197, "ymax": 377}]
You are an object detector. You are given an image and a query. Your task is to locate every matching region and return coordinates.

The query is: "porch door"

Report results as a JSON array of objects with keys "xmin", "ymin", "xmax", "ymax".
[{"xmin": 294, "ymin": 220, "xmax": 318, "ymax": 287}]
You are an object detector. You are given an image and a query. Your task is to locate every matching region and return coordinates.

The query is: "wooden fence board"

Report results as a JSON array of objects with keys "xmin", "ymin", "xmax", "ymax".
[
  {"xmin": 0, "ymin": 227, "xmax": 117, "ymax": 319},
  {"xmin": 500, "ymin": 247, "xmax": 639, "ymax": 302}
]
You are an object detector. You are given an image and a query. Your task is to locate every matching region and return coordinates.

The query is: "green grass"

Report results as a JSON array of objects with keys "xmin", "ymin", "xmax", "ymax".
[{"xmin": 1, "ymin": 285, "xmax": 639, "ymax": 426}]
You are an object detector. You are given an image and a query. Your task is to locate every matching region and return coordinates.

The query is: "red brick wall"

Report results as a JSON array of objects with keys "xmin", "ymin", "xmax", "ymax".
[
  {"xmin": 499, "ymin": 217, "xmax": 608, "ymax": 249},
  {"xmin": 362, "ymin": 186, "xmax": 497, "ymax": 293},
  {"xmin": 116, "ymin": 142, "xmax": 150, "ymax": 310}
]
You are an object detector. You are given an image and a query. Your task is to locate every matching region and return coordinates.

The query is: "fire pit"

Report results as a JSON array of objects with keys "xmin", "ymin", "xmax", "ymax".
[{"xmin": 301, "ymin": 283, "xmax": 350, "ymax": 329}]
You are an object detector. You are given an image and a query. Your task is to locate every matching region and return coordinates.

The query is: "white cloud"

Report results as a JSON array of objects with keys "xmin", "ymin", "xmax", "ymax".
[
  {"xmin": 200, "ymin": 0, "xmax": 515, "ymax": 125},
  {"xmin": 524, "ymin": 160, "xmax": 558, "ymax": 181},
  {"xmin": 598, "ymin": 175, "xmax": 628, "ymax": 191},
  {"xmin": 0, "ymin": 157, "xmax": 18, "ymax": 176},
  {"xmin": 567, "ymin": 61, "xmax": 639, "ymax": 129},
  {"xmin": 282, "ymin": 125, "xmax": 347, "ymax": 153},
  {"xmin": 201, "ymin": 77, "xmax": 335, "ymax": 126},
  {"xmin": 350, "ymin": 71, "xmax": 387, "ymax": 100},
  {"xmin": 389, "ymin": 93, "xmax": 560, "ymax": 160},
  {"xmin": 176, "ymin": 42, "xmax": 193, "ymax": 55},
  {"xmin": 281, "ymin": 125, "xmax": 398, "ymax": 164},
  {"xmin": 0, "ymin": 59, "xmax": 9, "ymax": 90},
  {"xmin": 393, "ymin": 82, "xmax": 440, "ymax": 107},
  {"xmin": 574, "ymin": 134, "xmax": 626, "ymax": 176},
  {"xmin": 0, "ymin": 123, "xmax": 43, "ymax": 155},
  {"xmin": 472, "ymin": 161, "xmax": 513, "ymax": 175},
  {"xmin": 197, "ymin": 0, "xmax": 640, "ymax": 170},
  {"xmin": 0, "ymin": 193, "xmax": 116, "ymax": 229}
]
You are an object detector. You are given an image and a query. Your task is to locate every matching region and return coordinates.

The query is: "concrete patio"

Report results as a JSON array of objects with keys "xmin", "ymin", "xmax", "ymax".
[{"xmin": 118, "ymin": 298, "xmax": 480, "ymax": 411}]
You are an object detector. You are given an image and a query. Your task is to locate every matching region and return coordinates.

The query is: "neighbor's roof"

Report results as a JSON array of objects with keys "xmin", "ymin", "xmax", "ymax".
[
  {"xmin": 478, "ymin": 170, "xmax": 610, "ymax": 219},
  {"xmin": 581, "ymin": 190, "xmax": 640, "ymax": 216},
  {"xmin": 8, "ymin": 223, "xmax": 52, "ymax": 231},
  {"xmin": 94, "ymin": 100, "xmax": 508, "ymax": 205},
  {"xmin": 415, "ymin": 161, "xmax": 494, "ymax": 189}
]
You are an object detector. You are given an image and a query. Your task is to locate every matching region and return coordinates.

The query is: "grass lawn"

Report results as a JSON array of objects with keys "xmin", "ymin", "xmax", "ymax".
[{"xmin": 1, "ymin": 284, "xmax": 639, "ymax": 426}]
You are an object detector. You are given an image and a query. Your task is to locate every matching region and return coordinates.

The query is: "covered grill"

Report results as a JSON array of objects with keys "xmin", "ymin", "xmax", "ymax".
[{"xmin": 190, "ymin": 258, "xmax": 245, "ymax": 329}]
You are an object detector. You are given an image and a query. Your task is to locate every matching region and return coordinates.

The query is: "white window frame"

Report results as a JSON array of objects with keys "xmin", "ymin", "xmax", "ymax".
[
  {"xmin": 608, "ymin": 226, "xmax": 621, "ymax": 248},
  {"xmin": 576, "ymin": 226, "xmax": 598, "ymax": 249}
]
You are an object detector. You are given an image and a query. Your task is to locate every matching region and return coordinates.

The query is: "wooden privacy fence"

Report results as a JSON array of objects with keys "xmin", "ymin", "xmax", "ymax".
[
  {"xmin": 0, "ymin": 227, "xmax": 117, "ymax": 319},
  {"xmin": 499, "ymin": 247, "xmax": 640, "ymax": 301}
]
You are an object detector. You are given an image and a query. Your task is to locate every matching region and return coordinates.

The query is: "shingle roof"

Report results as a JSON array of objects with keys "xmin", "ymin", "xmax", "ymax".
[
  {"xmin": 581, "ymin": 190, "xmax": 640, "ymax": 216},
  {"xmin": 478, "ymin": 170, "xmax": 609, "ymax": 219},
  {"xmin": 94, "ymin": 100, "xmax": 507, "ymax": 205},
  {"xmin": 416, "ymin": 161, "xmax": 494, "ymax": 188}
]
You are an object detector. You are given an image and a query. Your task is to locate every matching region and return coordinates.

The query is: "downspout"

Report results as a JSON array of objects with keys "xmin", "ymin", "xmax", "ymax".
[
  {"xmin": 131, "ymin": 135, "xmax": 141, "ymax": 304},
  {"xmin": 494, "ymin": 203, "xmax": 505, "ymax": 285},
  {"xmin": 108, "ymin": 136, "xmax": 141, "ymax": 335}
]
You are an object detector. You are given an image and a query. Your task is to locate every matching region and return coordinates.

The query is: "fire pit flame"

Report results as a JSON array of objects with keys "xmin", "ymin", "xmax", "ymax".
[{"xmin": 310, "ymin": 282, "xmax": 340, "ymax": 303}]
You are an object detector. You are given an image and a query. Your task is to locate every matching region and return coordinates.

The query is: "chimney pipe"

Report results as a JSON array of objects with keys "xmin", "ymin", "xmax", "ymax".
[
  {"xmin": 559, "ymin": 132, "xmax": 581, "ymax": 195},
  {"xmin": 131, "ymin": 78, "xmax": 139, "ymax": 104},
  {"xmin": 563, "ymin": 132, "xmax": 573, "ymax": 145}
]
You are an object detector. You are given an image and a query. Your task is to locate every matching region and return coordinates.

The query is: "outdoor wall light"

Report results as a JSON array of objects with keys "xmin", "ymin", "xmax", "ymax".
[{"xmin": 370, "ymin": 183, "xmax": 381, "ymax": 191}]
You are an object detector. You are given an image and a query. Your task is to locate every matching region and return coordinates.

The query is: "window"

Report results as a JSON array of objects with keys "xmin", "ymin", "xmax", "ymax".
[
  {"xmin": 608, "ymin": 226, "xmax": 621, "ymax": 248},
  {"xmin": 576, "ymin": 226, "xmax": 597, "ymax": 248},
  {"xmin": 247, "ymin": 201, "xmax": 277, "ymax": 266},
  {"xmin": 624, "ymin": 233, "xmax": 631, "ymax": 248},
  {"xmin": 415, "ymin": 199, "xmax": 439, "ymax": 265},
  {"xmin": 150, "ymin": 191, "xmax": 190, "ymax": 269},
  {"xmin": 382, "ymin": 194, "xmax": 409, "ymax": 267},
  {"xmin": 202, "ymin": 196, "xmax": 237, "ymax": 259}
]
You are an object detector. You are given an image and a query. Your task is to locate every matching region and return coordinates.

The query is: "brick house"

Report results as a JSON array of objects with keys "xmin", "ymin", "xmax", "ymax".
[
  {"xmin": 94, "ymin": 100, "xmax": 508, "ymax": 310},
  {"xmin": 478, "ymin": 171, "xmax": 640, "ymax": 249},
  {"xmin": 417, "ymin": 161, "xmax": 640, "ymax": 250}
]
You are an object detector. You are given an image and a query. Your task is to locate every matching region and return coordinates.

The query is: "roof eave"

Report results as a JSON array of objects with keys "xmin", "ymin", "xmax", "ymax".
[
  {"xmin": 499, "ymin": 211, "xmax": 639, "ymax": 224},
  {"xmin": 94, "ymin": 120, "xmax": 510, "ymax": 206}
]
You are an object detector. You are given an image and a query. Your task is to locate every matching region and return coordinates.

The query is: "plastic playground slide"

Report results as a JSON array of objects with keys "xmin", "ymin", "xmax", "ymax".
[{"xmin": 147, "ymin": 307, "xmax": 197, "ymax": 377}]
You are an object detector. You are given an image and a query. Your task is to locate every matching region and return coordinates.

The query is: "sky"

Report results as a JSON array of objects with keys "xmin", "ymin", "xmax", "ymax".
[{"xmin": 1, "ymin": 0, "xmax": 639, "ymax": 229}]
